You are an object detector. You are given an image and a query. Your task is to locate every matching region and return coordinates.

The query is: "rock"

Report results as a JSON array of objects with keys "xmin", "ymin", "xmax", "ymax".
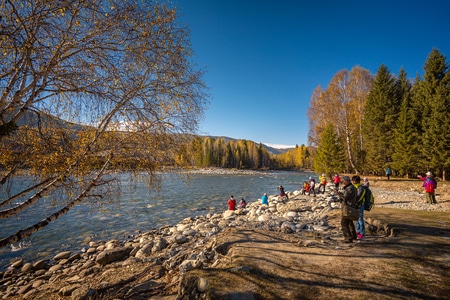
[
  {"xmin": 95, "ymin": 246, "xmax": 132, "ymax": 266},
  {"xmin": 59, "ymin": 284, "xmax": 81, "ymax": 296},
  {"xmin": 174, "ymin": 234, "xmax": 188, "ymax": 244},
  {"xmin": 11, "ymin": 259, "xmax": 23, "ymax": 269},
  {"xmin": 197, "ymin": 277, "xmax": 208, "ymax": 292},
  {"xmin": 48, "ymin": 264, "xmax": 63, "ymax": 273},
  {"xmin": 21, "ymin": 263, "xmax": 33, "ymax": 273},
  {"xmin": 281, "ymin": 221, "xmax": 296, "ymax": 233},
  {"xmin": 54, "ymin": 251, "xmax": 71, "ymax": 260},
  {"xmin": 33, "ymin": 259, "xmax": 48, "ymax": 271}
]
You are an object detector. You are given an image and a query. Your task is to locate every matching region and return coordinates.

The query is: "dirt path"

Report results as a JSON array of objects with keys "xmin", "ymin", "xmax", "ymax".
[{"xmin": 180, "ymin": 208, "xmax": 450, "ymax": 299}]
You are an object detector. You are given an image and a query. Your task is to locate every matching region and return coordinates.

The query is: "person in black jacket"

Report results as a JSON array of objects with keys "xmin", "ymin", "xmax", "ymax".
[{"xmin": 338, "ymin": 176, "xmax": 358, "ymax": 243}]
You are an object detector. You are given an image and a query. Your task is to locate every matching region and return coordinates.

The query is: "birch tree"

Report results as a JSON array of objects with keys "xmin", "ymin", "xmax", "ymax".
[{"xmin": 0, "ymin": 0, "xmax": 207, "ymax": 247}]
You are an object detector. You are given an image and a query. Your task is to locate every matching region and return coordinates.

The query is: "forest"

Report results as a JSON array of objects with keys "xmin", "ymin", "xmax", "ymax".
[{"xmin": 308, "ymin": 49, "xmax": 449, "ymax": 180}]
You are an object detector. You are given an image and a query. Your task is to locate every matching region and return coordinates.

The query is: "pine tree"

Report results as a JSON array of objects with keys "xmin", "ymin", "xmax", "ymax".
[
  {"xmin": 314, "ymin": 123, "xmax": 345, "ymax": 176},
  {"xmin": 362, "ymin": 64, "xmax": 400, "ymax": 174},
  {"xmin": 412, "ymin": 49, "xmax": 450, "ymax": 179},
  {"xmin": 391, "ymin": 68, "xmax": 418, "ymax": 177}
]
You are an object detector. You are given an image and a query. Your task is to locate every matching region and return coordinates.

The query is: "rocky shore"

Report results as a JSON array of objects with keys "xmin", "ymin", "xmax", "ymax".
[{"xmin": 1, "ymin": 179, "xmax": 449, "ymax": 299}]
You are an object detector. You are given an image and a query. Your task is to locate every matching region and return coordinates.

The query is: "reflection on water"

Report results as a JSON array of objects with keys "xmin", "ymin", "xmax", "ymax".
[{"xmin": 0, "ymin": 170, "xmax": 313, "ymax": 269}]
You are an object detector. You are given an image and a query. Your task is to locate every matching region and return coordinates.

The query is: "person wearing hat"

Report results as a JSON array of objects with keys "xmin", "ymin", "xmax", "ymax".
[
  {"xmin": 338, "ymin": 176, "xmax": 358, "ymax": 243},
  {"xmin": 417, "ymin": 172, "xmax": 437, "ymax": 204}
]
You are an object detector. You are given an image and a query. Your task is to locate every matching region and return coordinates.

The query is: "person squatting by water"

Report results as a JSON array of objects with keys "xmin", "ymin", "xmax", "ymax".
[
  {"xmin": 228, "ymin": 195, "xmax": 236, "ymax": 210},
  {"xmin": 418, "ymin": 172, "xmax": 438, "ymax": 204},
  {"xmin": 300, "ymin": 181, "xmax": 310, "ymax": 195},
  {"xmin": 352, "ymin": 175, "xmax": 366, "ymax": 240},
  {"xmin": 278, "ymin": 185, "xmax": 288, "ymax": 199},
  {"xmin": 261, "ymin": 193, "xmax": 268, "ymax": 205},
  {"xmin": 239, "ymin": 198, "xmax": 247, "ymax": 208},
  {"xmin": 338, "ymin": 176, "xmax": 358, "ymax": 243}
]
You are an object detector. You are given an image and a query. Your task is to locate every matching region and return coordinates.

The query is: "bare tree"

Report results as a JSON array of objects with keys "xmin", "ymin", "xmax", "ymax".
[{"xmin": 0, "ymin": 0, "xmax": 208, "ymax": 247}]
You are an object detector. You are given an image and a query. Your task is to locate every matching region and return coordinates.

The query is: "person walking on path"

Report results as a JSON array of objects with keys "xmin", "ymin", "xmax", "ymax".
[
  {"xmin": 338, "ymin": 176, "xmax": 358, "ymax": 243},
  {"xmin": 385, "ymin": 166, "xmax": 392, "ymax": 180},
  {"xmin": 352, "ymin": 175, "xmax": 366, "ymax": 240},
  {"xmin": 418, "ymin": 172, "xmax": 437, "ymax": 204},
  {"xmin": 228, "ymin": 195, "xmax": 237, "ymax": 210}
]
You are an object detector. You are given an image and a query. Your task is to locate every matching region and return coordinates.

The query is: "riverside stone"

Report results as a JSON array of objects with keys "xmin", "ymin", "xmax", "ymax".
[
  {"xmin": 95, "ymin": 246, "xmax": 132, "ymax": 266},
  {"xmin": 54, "ymin": 251, "xmax": 71, "ymax": 260}
]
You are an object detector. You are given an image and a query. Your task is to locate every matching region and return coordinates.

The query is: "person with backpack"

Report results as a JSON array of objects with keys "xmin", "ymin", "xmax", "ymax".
[
  {"xmin": 352, "ymin": 175, "xmax": 366, "ymax": 240},
  {"xmin": 338, "ymin": 176, "xmax": 358, "ymax": 243},
  {"xmin": 418, "ymin": 171, "xmax": 438, "ymax": 204}
]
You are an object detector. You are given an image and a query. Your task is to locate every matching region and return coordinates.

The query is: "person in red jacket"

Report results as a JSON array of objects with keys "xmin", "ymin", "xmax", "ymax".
[
  {"xmin": 228, "ymin": 195, "xmax": 237, "ymax": 210},
  {"xmin": 418, "ymin": 172, "xmax": 437, "ymax": 204}
]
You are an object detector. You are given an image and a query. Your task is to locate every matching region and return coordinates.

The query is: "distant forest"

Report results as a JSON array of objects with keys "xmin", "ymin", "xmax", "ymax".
[{"xmin": 175, "ymin": 136, "xmax": 312, "ymax": 170}]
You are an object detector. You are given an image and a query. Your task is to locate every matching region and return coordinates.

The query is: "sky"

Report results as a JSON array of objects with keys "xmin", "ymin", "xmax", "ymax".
[{"xmin": 173, "ymin": 0, "xmax": 450, "ymax": 148}]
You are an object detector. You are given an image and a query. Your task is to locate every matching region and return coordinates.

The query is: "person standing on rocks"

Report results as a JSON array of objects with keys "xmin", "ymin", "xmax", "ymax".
[
  {"xmin": 338, "ymin": 176, "xmax": 358, "ymax": 243},
  {"xmin": 418, "ymin": 172, "xmax": 438, "ymax": 204},
  {"xmin": 318, "ymin": 174, "xmax": 327, "ymax": 194},
  {"xmin": 333, "ymin": 174, "xmax": 340, "ymax": 192},
  {"xmin": 308, "ymin": 177, "xmax": 316, "ymax": 197},
  {"xmin": 228, "ymin": 195, "xmax": 237, "ymax": 210},
  {"xmin": 352, "ymin": 175, "xmax": 366, "ymax": 240}
]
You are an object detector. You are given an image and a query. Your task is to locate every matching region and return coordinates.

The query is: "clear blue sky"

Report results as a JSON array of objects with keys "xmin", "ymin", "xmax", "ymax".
[{"xmin": 173, "ymin": 0, "xmax": 450, "ymax": 148}]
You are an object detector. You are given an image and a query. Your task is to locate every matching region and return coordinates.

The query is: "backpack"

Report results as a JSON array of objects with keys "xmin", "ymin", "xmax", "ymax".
[{"xmin": 363, "ymin": 186, "xmax": 374, "ymax": 211}]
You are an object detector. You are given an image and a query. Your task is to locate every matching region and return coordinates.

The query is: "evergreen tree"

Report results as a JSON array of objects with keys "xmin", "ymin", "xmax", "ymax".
[
  {"xmin": 314, "ymin": 123, "xmax": 345, "ymax": 176},
  {"xmin": 391, "ymin": 68, "xmax": 418, "ymax": 177},
  {"xmin": 362, "ymin": 64, "xmax": 400, "ymax": 174},
  {"xmin": 412, "ymin": 49, "xmax": 450, "ymax": 179}
]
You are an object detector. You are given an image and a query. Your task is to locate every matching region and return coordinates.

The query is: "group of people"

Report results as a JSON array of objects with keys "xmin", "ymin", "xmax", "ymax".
[
  {"xmin": 338, "ymin": 175, "xmax": 370, "ymax": 243},
  {"xmin": 227, "ymin": 170, "xmax": 438, "ymax": 244},
  {"xmin": 338, "ymin": 170, "xmax": 437, "ymax": 243},
  {"xmin": 227, "ymin": 195, "xmax": 247, "ymax": 210}
]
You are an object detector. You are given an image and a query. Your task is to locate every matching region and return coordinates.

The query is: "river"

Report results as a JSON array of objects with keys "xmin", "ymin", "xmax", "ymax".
[{"xmin": 0, "ymin": 170, "xmax": 314, "ymax": 270}]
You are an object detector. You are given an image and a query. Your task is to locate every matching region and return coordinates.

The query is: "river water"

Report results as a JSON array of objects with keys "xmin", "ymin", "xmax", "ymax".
[{"xmin": 0, "ymin": 170, "xmax": 314, "ymax": 270}]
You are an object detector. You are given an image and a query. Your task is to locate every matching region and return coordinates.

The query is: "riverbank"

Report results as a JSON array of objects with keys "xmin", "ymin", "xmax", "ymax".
[{"xmin": 1, "ymin": 179, "xmax": 449, "ymax": 299}]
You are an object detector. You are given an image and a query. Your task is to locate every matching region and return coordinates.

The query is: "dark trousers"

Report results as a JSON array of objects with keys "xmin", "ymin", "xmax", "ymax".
[{"xmin": 341, "ymin": 217, "xmax": 357, "ymax": 241}]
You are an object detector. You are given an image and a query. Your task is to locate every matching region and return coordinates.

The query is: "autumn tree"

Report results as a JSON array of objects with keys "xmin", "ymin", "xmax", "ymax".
[
  {"xmin": 308, "ymin": 66, "xmax": 373, "ymax": 173},
  {"xmin": 0, "ymin": 0, "xmax": 208, "ymax": 247}
]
